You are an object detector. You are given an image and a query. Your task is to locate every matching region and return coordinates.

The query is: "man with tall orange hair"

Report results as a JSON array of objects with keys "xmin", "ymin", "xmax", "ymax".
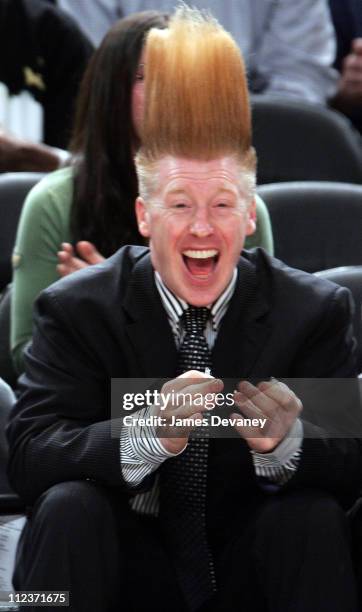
[{"xmin": 7, "ymin": 7, "xmax": 361, "ymax": 612}]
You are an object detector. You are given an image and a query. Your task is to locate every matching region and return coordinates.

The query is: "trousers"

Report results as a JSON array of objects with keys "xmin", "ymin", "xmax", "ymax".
[{"xmin": 13, "ymin": 480, "xmax": 358, "ymax": 612}]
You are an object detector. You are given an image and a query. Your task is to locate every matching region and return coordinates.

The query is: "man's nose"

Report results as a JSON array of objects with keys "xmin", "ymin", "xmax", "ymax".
[{"xmin": 189, "ymin": 208, "xmax": 214, "ymax": 237}]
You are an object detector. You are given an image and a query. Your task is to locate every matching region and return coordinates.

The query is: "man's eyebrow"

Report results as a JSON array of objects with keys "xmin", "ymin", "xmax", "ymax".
[
  {"xmin": 163, "ymin": 184, "xmax": 239, "ymax": 202},
  {"xmin": 217, "ymin": 186, "xmax": 238, "ymax": 195},
  {"xmin": 165, "ymin": 185, "xmax": 237, "ymax": 195},
  {"xmin": 165, "ymin": 188, "xmax": 189, "ymax": 197}
]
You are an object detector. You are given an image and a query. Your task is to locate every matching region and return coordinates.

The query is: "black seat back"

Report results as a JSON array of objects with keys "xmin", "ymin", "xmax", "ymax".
[
  {"xmin": 252, "ymin": 97, "xmax": 362, "ymax": 185},
  {"xmin": 258, "ymin": 181, "xmax": 362, "ymax": 273},
  {"xmin": 0, "ymin": 172, "xmax": 45, "ymax": 292},
  {"xmin": 0, "ymin": 378, "xmax": 24, "ymax": 510}
]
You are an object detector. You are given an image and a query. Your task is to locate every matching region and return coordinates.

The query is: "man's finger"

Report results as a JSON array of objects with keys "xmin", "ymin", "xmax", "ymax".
[
  {"xmin": 162, "ymin": 373, "xmax": 222, "ymax": 397},
  {"xmin": 233, "ymin": 391, "xmax": 266, "ymax": 420},
  {"xmin": 258, "ymin": 380, "xmax": 302, "ymax": 415},
  {"xmin": 229, "ymin": 413, "xmax": 260, "ymax": 440},
  {"xmin": 167, "ymin": 411, "xmax": 205, "ymax": 435},
  {"xmin": 168, "ymin": 400, "xmax": 214, "ymax": 420},
  {"xmin": 237, "ymin": 380, "xmax": 278, "ymax": 417},
  {"xmin": 161, "ymin": 382, "xmax": 221, "ymax": 417}
]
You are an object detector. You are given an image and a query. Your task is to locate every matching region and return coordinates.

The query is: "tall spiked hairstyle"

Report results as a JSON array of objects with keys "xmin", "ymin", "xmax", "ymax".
[{"xmin": 135, "ymin": 4, "xmax": 256, "ymax": 199}]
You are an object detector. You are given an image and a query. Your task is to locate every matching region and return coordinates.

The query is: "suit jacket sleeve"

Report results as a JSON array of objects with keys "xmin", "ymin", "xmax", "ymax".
[
  {"xmin": 7, "ymin": 286, "xmax": 129, "ymax": 504},
  {"xmin": 286, "ymin": 284, "xmax": 362, "ymax": 507}
]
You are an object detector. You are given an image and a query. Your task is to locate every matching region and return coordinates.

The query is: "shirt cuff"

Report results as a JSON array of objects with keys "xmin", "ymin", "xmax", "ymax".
[
  {"xmin": 251, "ymin": 419, "xmax": 303, "ymax": 485},
  {"xmin": 120, "ymin": 406, "xmax": 185, "ymax": 486}
]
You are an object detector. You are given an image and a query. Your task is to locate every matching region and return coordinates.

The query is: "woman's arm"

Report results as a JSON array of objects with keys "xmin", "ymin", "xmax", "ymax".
[{"xmin": 11, "ymin": 168, "xmax": 73, "ymax": 373}]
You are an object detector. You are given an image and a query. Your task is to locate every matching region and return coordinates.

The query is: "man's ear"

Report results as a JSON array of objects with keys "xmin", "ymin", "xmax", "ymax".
[
  {"xmin": 246, "ymin": 198, "xmax": 257, "ymax": 236},
  {"xmin": 135, "ymin": 197, "xmax": 151, "ymax": 238}
]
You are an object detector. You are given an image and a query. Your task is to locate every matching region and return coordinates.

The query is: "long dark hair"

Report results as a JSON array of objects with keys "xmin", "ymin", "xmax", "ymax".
[{"xmin": 70, "ymin": 11, "xmax": 168, "ymax": 256}]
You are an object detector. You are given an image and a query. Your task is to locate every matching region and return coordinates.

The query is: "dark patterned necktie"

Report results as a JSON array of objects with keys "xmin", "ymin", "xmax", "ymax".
[
  {"xmin": 177, "ymin": 307, "xmax": 212, "ymax": 374},
  {"xmin": 160, "ymin": 306, "xmax": 216, "ymax": 612}
]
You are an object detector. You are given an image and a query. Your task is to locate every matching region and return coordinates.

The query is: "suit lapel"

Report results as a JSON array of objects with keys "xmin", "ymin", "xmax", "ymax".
[
  {"xmin": 212, "ymin": 255, "xmax": 272, "ymax": 378},
  {"xmin": 122, "ymin": 254, "xmax": 178, "ymax": 377},
  {"xmin": 121, "ymin": 251, "xmax": 272, "ymax": 378}
]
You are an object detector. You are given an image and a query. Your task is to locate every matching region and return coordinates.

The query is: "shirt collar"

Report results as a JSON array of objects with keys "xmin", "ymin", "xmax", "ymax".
[{"xmin": 154, "ymin": 268, "xmax": 237, "ymax": 332}]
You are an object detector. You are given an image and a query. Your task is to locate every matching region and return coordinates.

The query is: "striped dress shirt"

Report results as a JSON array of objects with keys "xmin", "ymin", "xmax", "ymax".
[{"xmin": 120, "ymin": 270, "xmax": 302, "ymax": 515}]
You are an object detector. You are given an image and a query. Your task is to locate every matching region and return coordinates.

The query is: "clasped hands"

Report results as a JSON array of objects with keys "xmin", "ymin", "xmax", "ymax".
[{"xmin": 153, "ymin": 371, "xmax": 302, "ymax": 455}]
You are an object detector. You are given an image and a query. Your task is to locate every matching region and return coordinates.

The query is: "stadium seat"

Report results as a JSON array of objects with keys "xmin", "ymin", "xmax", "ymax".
[
  {"xmin": 0, "ymin": 172, "xmax": 45, "ymax": 292},
  {"xmin": 257, "ymin": 181, "xmax": 362, "ymax": 273},
  {"xmin": 252, "ymin": 97, "xmax": 362, "ymax": 185}
]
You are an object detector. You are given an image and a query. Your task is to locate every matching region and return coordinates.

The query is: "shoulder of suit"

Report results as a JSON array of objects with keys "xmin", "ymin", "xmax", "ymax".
[{"xmin": 40, "ymin": 245, "xmax": 150, "ymax": 307}]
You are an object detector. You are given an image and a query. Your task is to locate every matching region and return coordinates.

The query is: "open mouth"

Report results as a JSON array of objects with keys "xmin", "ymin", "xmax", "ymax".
[{"xmin": 182, "ymin": 249, "xmax": 219, "ymax": 278}]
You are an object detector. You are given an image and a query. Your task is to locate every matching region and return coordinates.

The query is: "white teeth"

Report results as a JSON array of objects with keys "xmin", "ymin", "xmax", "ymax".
[{"xmin": 183, "ymin": 249, "xmax": 218, "ymax": 259}]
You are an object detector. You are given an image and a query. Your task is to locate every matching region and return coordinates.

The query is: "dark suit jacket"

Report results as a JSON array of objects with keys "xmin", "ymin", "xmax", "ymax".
[{"xmin": 6, "ymin": 247, "xmax": 362, "ymax": 524}]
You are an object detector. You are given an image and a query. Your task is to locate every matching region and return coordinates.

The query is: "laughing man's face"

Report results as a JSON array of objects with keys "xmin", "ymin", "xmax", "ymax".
[{"xmin": 136, "ymin": 155, "xmax": 256, "ymax": 306}]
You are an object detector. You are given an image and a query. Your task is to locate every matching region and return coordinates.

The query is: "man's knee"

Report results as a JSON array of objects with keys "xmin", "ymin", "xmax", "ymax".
[
  {"xmin": 256, "ymin": 489, "xmax": 349, "ymax": 548},
  {"xmin": 291, "ymin": 490, "xmax": 345, "ymax": 529},
  {"xmin": 31, "ymin": 480, "xmax": 114, "ymax": 528},
  {"xmin": 22, "ymin": 480, "xmax": 127, "ymax": 555},
  {"xmin": 14, "ymin": 481, "xmax": 123, "ymax": 587},
  {"xmin": 303, "ymin": 491, "xmax": 347, "ymax": 532}
]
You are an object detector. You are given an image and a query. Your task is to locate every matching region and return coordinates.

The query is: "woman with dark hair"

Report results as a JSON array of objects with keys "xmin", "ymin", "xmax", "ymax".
[
  {"xmin": 69, "ymin": 12, "xmax": 155, "ymax": 253},
  {"xmin": 10, "ymin": 10, "xmax": 273, "ymax": 374},
  {"xmin": 11, "ymin": 11, "xmax": 167, "ymax": 372}
]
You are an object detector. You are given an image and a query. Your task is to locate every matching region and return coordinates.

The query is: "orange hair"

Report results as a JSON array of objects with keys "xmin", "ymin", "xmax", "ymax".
[
  {"xmin": 136, "ymin": 5, "xmax": 256, "ymax": 198},
  {"xmin": 140, "ymin": 5, "xmax": 252, "ymax": 159}
]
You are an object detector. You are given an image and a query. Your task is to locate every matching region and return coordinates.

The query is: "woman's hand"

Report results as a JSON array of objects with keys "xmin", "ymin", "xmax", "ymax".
[{"xmin": 57, "ymin": 241, "xmax": 105, "ymax": 277}]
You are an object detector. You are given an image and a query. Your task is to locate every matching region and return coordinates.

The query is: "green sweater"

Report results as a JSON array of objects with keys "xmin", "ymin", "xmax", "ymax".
[{"xmin": 11, "ymin": 166, "xmax": 274, "ymax": 373}]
